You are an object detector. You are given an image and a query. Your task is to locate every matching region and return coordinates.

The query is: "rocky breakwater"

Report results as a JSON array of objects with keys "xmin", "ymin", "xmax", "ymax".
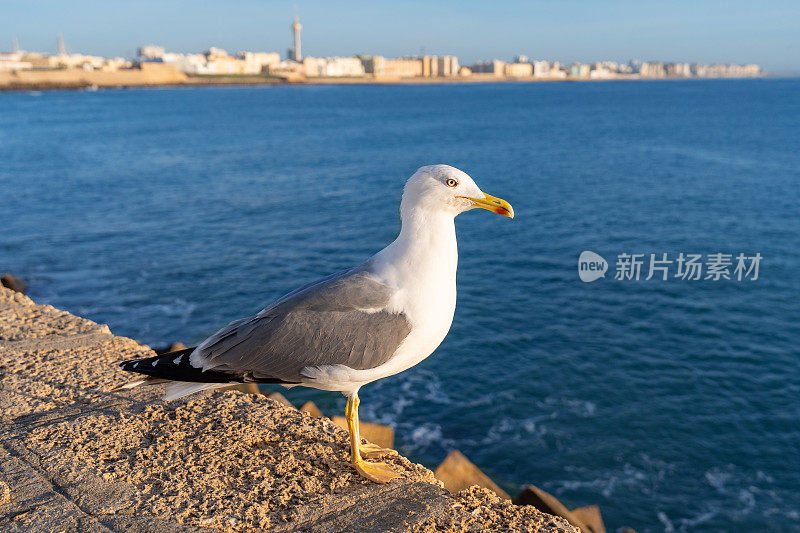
[{"xmin": 0, "ymin": 285, "xmax": 578, "ymax": 533}]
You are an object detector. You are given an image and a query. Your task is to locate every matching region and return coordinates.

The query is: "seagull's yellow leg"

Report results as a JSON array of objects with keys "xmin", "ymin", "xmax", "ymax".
[
  {"xmin": 353, "ymin": 403, "xmax": 397, "ymax": 458},
  {"xmin": 346, "ymin": 394, "xmax": 402, "ymax": 484}
]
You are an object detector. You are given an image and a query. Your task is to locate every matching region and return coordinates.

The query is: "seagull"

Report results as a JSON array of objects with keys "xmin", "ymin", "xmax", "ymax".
[{"xmin": 118, "ymin": 164, "xmax": 513, "ymax": 483}]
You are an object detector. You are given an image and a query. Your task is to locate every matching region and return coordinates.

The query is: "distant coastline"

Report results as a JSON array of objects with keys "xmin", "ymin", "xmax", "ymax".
[
  {"xmin": 0, "ymin": 67, "xmax": 774, "ymax": 92},
  {"xmin": 1, "ymin": 18, "xmax": 769, "ymax": 94}
]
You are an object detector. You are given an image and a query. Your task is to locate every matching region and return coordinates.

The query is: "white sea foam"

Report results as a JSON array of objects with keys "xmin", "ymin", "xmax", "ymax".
[
  {"xmin": 408, "ymin": 424, "xmax": 444, "ymax": 449},
  {"xmin": 657, "ymin": 512, "xmax": 675, "ymax": 533},
  {"xmin": 541, "ymin": 395, "xmax": 597, "ymax": 418}
]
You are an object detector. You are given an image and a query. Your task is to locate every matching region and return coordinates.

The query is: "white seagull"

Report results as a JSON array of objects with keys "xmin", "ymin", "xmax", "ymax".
[{"xmin": 119, "ymin": 164, "xmax": 514, "ymax": 483}]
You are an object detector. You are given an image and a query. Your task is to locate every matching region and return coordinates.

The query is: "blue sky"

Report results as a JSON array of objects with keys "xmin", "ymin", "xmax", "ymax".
[{"xmin": 2, "ymin": 0, "xmax": 798, "ymax": 72}]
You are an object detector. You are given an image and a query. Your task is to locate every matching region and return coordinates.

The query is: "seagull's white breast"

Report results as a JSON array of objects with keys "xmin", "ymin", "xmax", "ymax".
[
  {"xmin": 339, "ymin": 209, "xmax": 459, "ymax": 387},
  {"xmin": 378, "ymin": 252, "xmax": 457, "ymax": 378},
  {"xmin": 297, "ymin": 199, "xmax": 463, "ymax": 394}
]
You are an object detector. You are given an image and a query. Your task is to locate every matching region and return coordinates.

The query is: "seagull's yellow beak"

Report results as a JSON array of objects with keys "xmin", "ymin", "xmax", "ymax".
[{"xmin": 459, "ymin": 193, "xmax": 514, "ymax": 218}]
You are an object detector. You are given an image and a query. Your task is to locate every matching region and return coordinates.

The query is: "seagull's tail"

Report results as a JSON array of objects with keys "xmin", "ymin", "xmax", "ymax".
[
  {"xmin": 117, "ymin": 346, "xmax": 294, "ymax": 401},
  {"xmin": 117, "ymin": 346, "xmax": 242, "ymax": 400},
  {"xmin": 163, "ymin": 381, "xmax": 232, "ymax": 400},
  {"xmin": 119, "ymin": 346, "xmax": 236, "ymax": 382}
]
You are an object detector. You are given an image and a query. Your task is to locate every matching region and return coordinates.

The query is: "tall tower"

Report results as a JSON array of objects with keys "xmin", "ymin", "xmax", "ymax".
[
  {"xmin": 57, "ymin": 32, "xmax": 66, "ymax": 56},
  {"xmin": 290, "ymin": 15, "xmax": 302, "ymax": 61},
  {"xmin": 12, "ymin": 36, "xmax": 19, "ymax": 54}
]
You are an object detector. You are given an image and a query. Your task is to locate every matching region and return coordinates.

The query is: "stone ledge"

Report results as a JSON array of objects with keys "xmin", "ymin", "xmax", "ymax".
[{"xmin": 0, "ymin": 287, "xmax": 578, "ymax": 532}]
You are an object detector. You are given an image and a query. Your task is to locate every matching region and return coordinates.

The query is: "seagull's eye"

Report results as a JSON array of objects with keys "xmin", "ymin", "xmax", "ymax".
[{"xmin": 445, "ymin": 178, "xmax": 458, "ymax": 188}]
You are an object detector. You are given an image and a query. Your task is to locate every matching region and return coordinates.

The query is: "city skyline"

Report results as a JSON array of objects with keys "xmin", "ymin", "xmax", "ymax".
[{"xmin": 1, "ymin": 0, "xmax": 798, "ymax": 73}]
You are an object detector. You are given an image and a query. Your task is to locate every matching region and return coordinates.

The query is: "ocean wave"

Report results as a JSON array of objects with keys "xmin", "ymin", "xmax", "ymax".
[
  {"xmin": 540, "ymin": 395, "xmax": 597, "ymax": 418},
  {"xmin": 657, "ymin": 509, "xmax": 718, "ymax": 533},
  {"xmin": 407, "ymin": 424, "xmax": 444, "ymax": 449}
]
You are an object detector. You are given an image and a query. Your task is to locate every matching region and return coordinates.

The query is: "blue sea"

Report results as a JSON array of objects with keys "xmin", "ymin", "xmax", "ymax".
[{"xmin": 1, "ymin": 79, "xmax": 799, "ymax": 532}]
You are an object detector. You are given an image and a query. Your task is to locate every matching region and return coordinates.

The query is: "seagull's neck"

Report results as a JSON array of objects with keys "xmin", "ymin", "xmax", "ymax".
[{"xmin": 372, "ymin": 206, "xmax": 458, "ymax": 284}]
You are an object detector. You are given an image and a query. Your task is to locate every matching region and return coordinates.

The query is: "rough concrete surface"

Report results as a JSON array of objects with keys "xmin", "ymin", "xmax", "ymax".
[{"xmin": 0, "ymin": 287, "xmax": 578, "ymax": 532}]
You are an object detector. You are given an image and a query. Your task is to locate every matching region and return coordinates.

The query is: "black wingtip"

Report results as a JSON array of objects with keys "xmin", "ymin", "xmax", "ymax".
[
  {"xmin": 118, "ymin": 346, "xmax": 292, "ymax": 386},
  {"xmin": 119, "ymin": 346, "xmax": 197, "ymax": 372},
  {"xmin": 119, "ymin": 346, "xmax": 245, "ymax": 384}
]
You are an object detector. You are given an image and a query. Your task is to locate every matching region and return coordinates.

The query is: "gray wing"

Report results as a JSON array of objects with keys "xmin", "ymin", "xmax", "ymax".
[{"xmin": 192, "ymin": 265, "xmax": 412, "ymax": 383}]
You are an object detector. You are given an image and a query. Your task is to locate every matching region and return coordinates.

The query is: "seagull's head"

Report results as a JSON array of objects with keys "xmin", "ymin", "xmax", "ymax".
[{"xmin": 402, "ymin": 164, "xmax": 514, "ymax": 219}]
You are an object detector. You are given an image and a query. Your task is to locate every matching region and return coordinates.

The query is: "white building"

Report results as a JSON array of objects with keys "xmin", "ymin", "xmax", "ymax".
[
  {"xmin": 303, "ymin": 56, "xmax": 365, "ymax": 77},
  {"xmin": 237, "ymin": 51, "xmax": 281, "ymax": 73},
  {"xmin": 529, "ymin": 60, "xmax": 568, "ymax": 78},
  {"xmin": 532, "ymin": 60, "xmax": 550, "ymax": 77},
  {"xmin": 436, "ymin": 55, "xmax": 459, "ymax": 76},
  {"xmin": 638, "ymin": 62, "xmax": 666, "ymax": 78},
  {"xmin": 49, "ymin": 53, "xmax": 108, "ymax": 70},
  {"xmin": 504, "ymin": 62, "xmax": 532, "ymax": 77},
  {"xmin": 136, "ymin": 45, "xmax": 281, "ymax": 75},
  {"xmin": 138, "ymin": 45, "xmax": 165, "ymax": 59},
  {"xmin": 0, "ymin": 52, "xmax": 32, "ymax": 71},
  {"xmin": 666, "ymin": 62, "xmax": 692, "ymax": 77}
]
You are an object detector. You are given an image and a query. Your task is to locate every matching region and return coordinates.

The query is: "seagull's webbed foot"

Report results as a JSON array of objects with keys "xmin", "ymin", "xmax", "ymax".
[
  {"xmin": 346, "ymin": 393, "xmax": 403, "ymax": 484},
  {"xmin": 359, "ymin": 441, "xmax": 397, "ymax": 459},
  {"xmin": 354, "ymin": 458, "xmax": 403, "ymax": 484}
]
